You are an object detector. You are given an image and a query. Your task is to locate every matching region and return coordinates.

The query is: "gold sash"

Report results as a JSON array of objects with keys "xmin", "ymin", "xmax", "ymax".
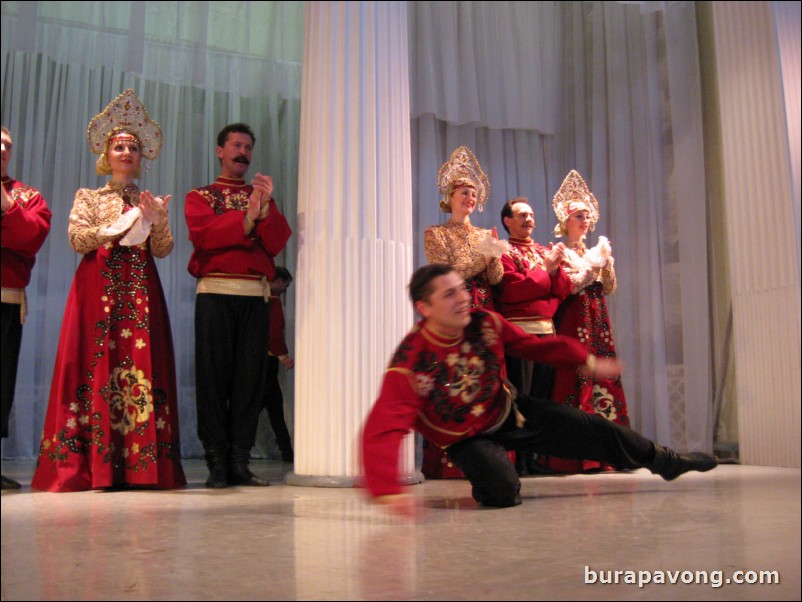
[
  {"xmin": 196, "ymin": 274, "xmax": 271, "ymax": 302},
  {"xmin": 507, "ymin": 317, "xmax": 555, "ymax": 335},
  {"xmin": 1, "ymin": 287, "xmax": 27, "ymax": 324}
]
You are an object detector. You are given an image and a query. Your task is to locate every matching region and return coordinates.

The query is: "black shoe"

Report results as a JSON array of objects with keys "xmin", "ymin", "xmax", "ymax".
[
  {"xmin": 651, "ymin": 445, "xmax": 718, "ymax": 481},
  {"xmin": 281, "ymin": 449, "xmax": 294, "ymax": 463},
  {"xmin": 526, "ymin": 458, "xmax": 558, "ymax": 476},
  {"xmin": 471, "ymin": 485, "xmax": 522, "ymax": 508},
  {"xmin": 204, "ymin": 444, "xmax": 229, "ymax": 489},
  {"xmin": 1, "ymin": 475, "xmax": 21, "ymax": 490},
  {"xmin": 205, "ymin": 464, "xmax": 228, "ymax": 489},
  {"xmin": 228, "ymin": 464, "xmax": 270, "ymax": 487},
  {"xmin": 228, "ymin": 445, "xmax": 270, "ymax": 486}
]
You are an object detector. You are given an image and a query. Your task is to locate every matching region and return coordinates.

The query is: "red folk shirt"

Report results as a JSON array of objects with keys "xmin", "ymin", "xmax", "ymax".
[
  {"xmin": 185, "ymin": 177, "xmax": 291, "ymax": 279},
  {"xmin": 1, "ymin": 177, "xmax": 52, "ymax": 288},
  {"xmin": 268, "ymin": 295, "xmax": 289, "ymax": 357},
  {"xmin": 493, "ymin": 237, "xmax": 572, "ymax": 321},
  {"xmin": 361, "ymin": 310, "xmax": 588, "ymax": 497}
]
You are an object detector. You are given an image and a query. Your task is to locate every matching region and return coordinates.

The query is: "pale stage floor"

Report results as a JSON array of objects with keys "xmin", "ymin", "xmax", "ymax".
[{"xmin": 1, "ymin": 460, "xmax": 799, "ymax": 601}]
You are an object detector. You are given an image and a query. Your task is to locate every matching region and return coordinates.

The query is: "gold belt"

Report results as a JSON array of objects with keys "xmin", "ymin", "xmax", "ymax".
[
  {"xmin": 508, "ymin": 317, "xmax": 555, "ymax": 335},
  {"xmin": 196, "ymin": 275, "xmax": 271, "ymax": 302},
  {"xmin": 1, "ymin": 287, "xmax": 27, "ymax": 324}
]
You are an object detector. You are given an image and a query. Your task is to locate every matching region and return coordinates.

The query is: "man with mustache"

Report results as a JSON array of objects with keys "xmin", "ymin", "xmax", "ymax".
[
  {"xmin": 185, "ymin": 123, "xmax": 292, "ymax": 488},
  {"xmin": 494, "ymin": 197, "xmax": 570, "ymax": 475}
]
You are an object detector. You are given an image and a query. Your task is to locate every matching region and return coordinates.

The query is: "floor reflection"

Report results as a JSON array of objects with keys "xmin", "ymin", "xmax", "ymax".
[{"xmin": 1, "ymin": 461, "xmax": 799, "ymax": 600}]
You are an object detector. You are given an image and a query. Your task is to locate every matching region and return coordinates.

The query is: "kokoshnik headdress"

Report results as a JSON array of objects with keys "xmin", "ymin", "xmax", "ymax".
[
  {"xmin": 87, "ymin": 89, "xmax": 163, "ymax": 160},
  {"xmin": 436, "ymin": 146, "xmax": 490, "ymax": 213},
  {"xmin": 552, "ymin": 169, "xmax": 599, "ymax": 237}
]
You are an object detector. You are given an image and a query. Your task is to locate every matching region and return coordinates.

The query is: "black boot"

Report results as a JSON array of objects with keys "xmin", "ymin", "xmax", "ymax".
[
  {"xmin": 275, "ymin": 431, "xmax": 294, "ymax": 463},
  {"xmin": 228, "ymin": 445, "xmax": 270, "ymax": 486},
  {"xmin": 1, "ymin": 474, "xmax": 22, "ymax": 490},
  {"xmin": 650, "ymin": 444, "xmax": 718, "ymax": 481},
  {"xmin": 204, "ymin": 444, "xmax": 229, "ymax": 489},
  {"xmin": 471, "ymin": 484, "xmax": 522, "ymax": 508}
]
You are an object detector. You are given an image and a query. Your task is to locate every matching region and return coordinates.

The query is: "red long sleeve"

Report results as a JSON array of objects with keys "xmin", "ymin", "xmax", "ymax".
[{"xmin": 1, "ymin": 179, "xmax": 51, "ymax": 287}]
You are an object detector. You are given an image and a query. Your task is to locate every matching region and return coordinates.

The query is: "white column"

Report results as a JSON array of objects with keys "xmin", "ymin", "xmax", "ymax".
[
  {"xmin": 711, "ymin": 2, "xmax": 801, "ymax": 467},
  {"xmin": 287, "ymin": 1, "xmax": 421, "ymax": 486}
]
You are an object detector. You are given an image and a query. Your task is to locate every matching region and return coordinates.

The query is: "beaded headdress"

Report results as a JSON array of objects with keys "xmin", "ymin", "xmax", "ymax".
[
  {"xmin": 436, "ymin": 146, "xmax": 490, "ymax": 213},
  {"xmin": 87, "ymin": 89, "xmax": 162, "ymax": 160},
  {"xmin": 552, "ymin": 169, "xmax": 599, "ymax": 237}
]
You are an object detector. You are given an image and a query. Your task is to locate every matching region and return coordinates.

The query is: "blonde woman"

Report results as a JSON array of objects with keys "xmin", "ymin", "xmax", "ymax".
[
  {"xmin": 539, "ymin": 169, "xmax": 630, "ymax": 474},
  {"xmin": 32, "ymin": 90, "xmax": 185, "ymax": 491},
  {"xmin": 423, "ymin": 146, "xmax": 506, "ymax": 311}
]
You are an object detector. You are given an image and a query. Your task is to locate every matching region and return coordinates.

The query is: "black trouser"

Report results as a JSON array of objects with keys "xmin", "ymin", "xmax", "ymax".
[
  {"xmin": 1, "ymin": 303, "xmax": 23, "ymax": 439},
  {"xmin": 506, "ymin": 341, "xmax": 558, "ymax": 474},
  {"xmin": 263, "ymin": 355, "xmax": 293, "ymax": 452},
  {"xmin": 195, "ymin": 294, "xmax": 270, "ymax": 450},
  {"xmin": 445, "ymin": 395, "xmax": 656, "ymax": 507},
  {"xmin": 505, "ymin": 356, "xmax": 556, "ymax": 405}
]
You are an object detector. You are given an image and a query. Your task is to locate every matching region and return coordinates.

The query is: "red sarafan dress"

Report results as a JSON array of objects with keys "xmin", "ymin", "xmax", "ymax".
[
  {"xmin": 31, "ymin": 183, "xmax": 186, "ymax": 492},
  {"xmin": 539, "ymin": 241, "xmax": 630, "ymax": 474}
]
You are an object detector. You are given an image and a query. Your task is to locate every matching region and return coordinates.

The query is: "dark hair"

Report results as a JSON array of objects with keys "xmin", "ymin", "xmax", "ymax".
[
  {"xmin": 409, "ymin": 263, "xmax": 456, "ymax": 304},
  {"xmin": 500, "ymin": 197, "xmax": 529, "ymax": 234},
  {"xmin": 273, "ymin": 266, "xmax": 293, "ymax": 282},
  {"xmin": 216, "ymin": 123, "xmax": 256, "ymax": 148}
]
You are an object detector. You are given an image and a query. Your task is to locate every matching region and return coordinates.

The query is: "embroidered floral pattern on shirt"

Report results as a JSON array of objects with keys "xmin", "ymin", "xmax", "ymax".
[
  {"xmin": 398, "ymin": 313, "xmax": 503, "ymax": 427},
  {"xmin": 509, "ymin": 243, "xmax": 545, "ymax": 272},
  {"xmin": 198, "ymin": 186, "xmax": 251, "ymax": 214},
  {"xmin": 7, "ymin": 183, "xmax": 38, "ymax": 206}
]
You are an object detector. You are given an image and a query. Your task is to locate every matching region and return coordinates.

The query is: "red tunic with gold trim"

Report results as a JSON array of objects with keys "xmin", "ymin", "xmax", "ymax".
[
  {"xmin": 1, "ymin": 177, "xmax": 51, "ymax": 287},
  {"xmin": 361, "ymin": 311, "xmax": 587, "ymax": 497},
  {"xmin": 541, "ymin": 241, "xmax": 630, "ymax": 474},
  {"xmin": 31, "ymin": 183, "xmax": 186, "ymax": 492},
  {"xmin": 493, "ymin": 237, "xmax": 571, "ymax": 324},
  {"xmin": 185, "ymin": 177, "xmax": 291, "ymax": 279}
]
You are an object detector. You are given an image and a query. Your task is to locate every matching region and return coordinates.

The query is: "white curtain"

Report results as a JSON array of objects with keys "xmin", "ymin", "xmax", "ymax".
[
  {"xmin": 1, "ymin": 1, "xmax": 305, "ymax": 459},
  {"xmin": 409, "ymin": 1, "xmax": 713, "ymax": 451},
  {"xmin": 773, "ymin": 0, "xmax": 801, "ymax": 283},
  {"xmin": 409, "ymin": 1, "xmax": 561, "ymax": 132}
]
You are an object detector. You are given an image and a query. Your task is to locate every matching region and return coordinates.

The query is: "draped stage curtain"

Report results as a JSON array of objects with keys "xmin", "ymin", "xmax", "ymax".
[{"xmin": 3, "ymin": 0, "xmax": 716, "ymax": 459}]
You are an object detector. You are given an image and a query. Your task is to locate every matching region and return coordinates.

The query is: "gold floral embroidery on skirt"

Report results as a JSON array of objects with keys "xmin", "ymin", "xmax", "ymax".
[{"xmin": 108, "ymin": 366, "xmax": 154, "ymax": 435}]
